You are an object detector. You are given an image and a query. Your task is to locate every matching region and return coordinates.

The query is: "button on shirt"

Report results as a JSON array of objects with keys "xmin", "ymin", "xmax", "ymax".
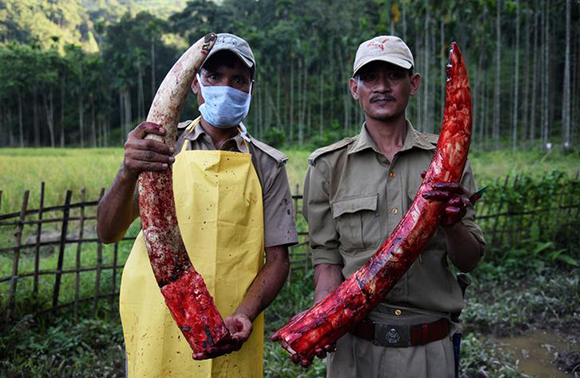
[
  {"xmin": 175, "ymin": 119, "xmax": 299, "ymax": 248},
  {"xmin": 303, "ymin": 121, "xmax": 486, "ymax": 314}
]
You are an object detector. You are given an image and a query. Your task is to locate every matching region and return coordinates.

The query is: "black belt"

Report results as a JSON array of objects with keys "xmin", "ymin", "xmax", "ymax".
[{"xmin": 351, "ymin": 318, "xmax": 450, "ymax": 348}]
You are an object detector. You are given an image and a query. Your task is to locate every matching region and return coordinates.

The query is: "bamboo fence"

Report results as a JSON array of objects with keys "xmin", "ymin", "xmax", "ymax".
[
  {"xmin": 0, "ymin": 184, "xmax": 135, "ymax": 322},
  {"xmin": 1, "ymin": 175, "xmax": 579, "ymax": 323}
]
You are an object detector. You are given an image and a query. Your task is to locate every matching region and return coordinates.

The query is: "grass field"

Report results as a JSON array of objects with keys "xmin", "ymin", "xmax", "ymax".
[
  {"xmin": 1, "ymin": 146, "xmax": 579, "ymax": 214},
  {"xmin": 0, "ymin": 148, "xmax": 124, "ymax": 214}
]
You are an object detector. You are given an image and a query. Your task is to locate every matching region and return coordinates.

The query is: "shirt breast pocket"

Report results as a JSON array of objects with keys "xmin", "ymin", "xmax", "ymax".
[{"xmin": 332, "ymin": 194, "xmax": 379, "ymax": 252}]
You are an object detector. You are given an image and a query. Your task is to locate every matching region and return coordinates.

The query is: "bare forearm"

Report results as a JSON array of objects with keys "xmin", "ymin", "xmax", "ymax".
[
  {"xmin": 234, "ymin": 246, "xmax": 290, "ymax": 322},
  {"xmin": 313, "ymin": 263, "xmax": 344, "ymax": 304},
  {"xmin": 97, "ymin": 168, "xmax": 139, "ymax": 244},
  {"xmin": 444, "ymin": 222, "xmax": 483, "ymax": 272}
]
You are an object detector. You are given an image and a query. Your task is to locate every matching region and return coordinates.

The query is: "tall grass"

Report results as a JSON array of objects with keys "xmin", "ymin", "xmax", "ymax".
[
  {"xmin": 0, "ymin": 148, "xmax": 309, "ymax": 214},
  {"xmin": 469, "ymin": 148, "xmax": 580, "ymax": 186},
  {"xmin": 2, "ymin": 147, "xmax": 579, "ymax": 214},
  {"xmin": 0, "ymin": 148, "xmax": 124, "ymax": 214}
]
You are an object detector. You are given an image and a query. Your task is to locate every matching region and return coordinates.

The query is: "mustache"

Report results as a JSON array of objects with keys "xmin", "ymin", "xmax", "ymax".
[{"xmin": 370, "ymin": 95, "xmax": 396, "ymax": 103}]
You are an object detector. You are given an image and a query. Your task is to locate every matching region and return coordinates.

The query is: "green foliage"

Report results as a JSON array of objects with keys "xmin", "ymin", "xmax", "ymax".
[
  {"xmin": 474, "ymin": 170, "xmax": 580, "ymax": 266},
  {"xmin": 262, "ymin": 127, "xmax": 286, "ymax": 149},
  {"xmin": 0, "ymin": 9, "xmax": 180, "ymax": 148},
  {"xmin": 0, "ymin": 0, "xmax": 99, "ymax": 52},
  {"xmin": 479, "ymin": 240, "xmax": 579, "ymax": 278},
  {"xmin": 459, "ymin": 333, "xmax": 525, "ymax": 377},
  {"xmin": 103, "ymin": 11, "xmax": 173, "ymax": 88},
  {"xmin": 306, "ymin": 120, "xmax": 356, "ymax": 150},
  {"xmin": 0, "ymin": 311, "xmax": 125, "ymax": 377},
  {"xmin": 169, "ymin": 0, "xmax": 233, "ymax": 43},
  {"xmin": 1, "ymin": 1, "xmax": 579, "ymax": 149},
  {"xmin": 0, "ymin": 0, "xmax": 189, "ymax": 53},
  {"xmin": 482, "ymin": 171, "xmax": 571, "ymax": 209},
  {"xmin": 82, "ymin": 0, "xmax": 190, "ymax": 21},
  {"xmin": 465, "ymin": 267, "xmax": 580, "ymax": 337},
  {"xmin": 264, "ymin": 270, "xmax": 326, "ymax": 377}
]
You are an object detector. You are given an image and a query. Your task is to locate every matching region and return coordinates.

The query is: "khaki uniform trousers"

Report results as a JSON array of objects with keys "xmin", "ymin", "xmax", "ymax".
[{"xmin": 326, "ymin": 306, "xmax": 457, "ymax": 378}]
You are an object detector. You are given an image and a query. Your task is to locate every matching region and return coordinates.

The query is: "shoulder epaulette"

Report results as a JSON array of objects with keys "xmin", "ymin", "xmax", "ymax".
[
  {"xmin": 251, "ymin": 138, "xmax": 288, "ymax": 166},
  {"xmin": 308, "ymin": 136, "xmax": 357, "ymax": 165},
  {"xmin": 418, "ymin": 132, "xmax": 439, "ymax": 145},
  {"xmin": 177, "ymin": 120, "xmax": 193, "ymax": 129}
]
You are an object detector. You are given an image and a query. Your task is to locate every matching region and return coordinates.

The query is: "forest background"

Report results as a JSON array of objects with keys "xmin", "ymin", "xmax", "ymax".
[
  {"xmin": 0, "ymin": 0, "xmax": 579, "ymax": 152},
  {"xmin": 1, "ymin": 1, "xmax": 580, "ymax": 377}
]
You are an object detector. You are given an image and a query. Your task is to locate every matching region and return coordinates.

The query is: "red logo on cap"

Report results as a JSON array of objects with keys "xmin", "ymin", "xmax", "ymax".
[{"xmin": 366, "ymin": 39, "xmax": 390, "ymax": 51}]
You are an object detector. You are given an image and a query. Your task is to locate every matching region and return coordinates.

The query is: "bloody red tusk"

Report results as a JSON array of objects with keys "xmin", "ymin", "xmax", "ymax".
[{"xmin": 138, "ymin": 33, "xmax": 231, "ymax": 357}]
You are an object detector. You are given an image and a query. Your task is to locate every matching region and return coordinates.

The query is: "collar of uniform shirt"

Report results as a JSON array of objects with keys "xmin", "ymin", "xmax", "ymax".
[
  {"xmin": 182, "ymin": 120, "xmax": 251, "ymax": 153},
  {"xmin": 347, "ymin": 120, "xmax": 436, "ymax": 156}
]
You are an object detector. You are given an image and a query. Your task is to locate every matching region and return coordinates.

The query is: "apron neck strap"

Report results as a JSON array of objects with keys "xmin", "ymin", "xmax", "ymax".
[
  {"xmin": 236, "ymin": 127, "xmax": 250, "ymax": 152},
  {"xmin": 182, "ymin": 118, "xmax": 251, "ymax": 154}
]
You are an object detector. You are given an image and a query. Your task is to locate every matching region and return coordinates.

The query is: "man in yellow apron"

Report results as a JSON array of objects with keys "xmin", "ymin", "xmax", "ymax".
[{"xmin": 97, "ymin": 33, "xmax": 298, "ymax": 377}]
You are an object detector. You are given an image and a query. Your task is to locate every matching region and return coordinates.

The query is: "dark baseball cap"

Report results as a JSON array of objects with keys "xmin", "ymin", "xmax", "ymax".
[{"xmin": 202, "ymin": 33, "xmax": 256, "ymax": 71}]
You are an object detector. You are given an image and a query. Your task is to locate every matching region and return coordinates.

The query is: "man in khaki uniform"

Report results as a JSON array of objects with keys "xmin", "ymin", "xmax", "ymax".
[
  {"xmin": 303, "ymin": 36, "xmax": 485, "ymax": 377},
  {"xmin": 97, "ymin": 34, "xmax": 298, "ymax": 377}
]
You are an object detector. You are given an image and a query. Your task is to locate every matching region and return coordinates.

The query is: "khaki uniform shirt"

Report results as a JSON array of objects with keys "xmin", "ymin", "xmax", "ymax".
[
  {"xmin": 303, "ymin": 121, "xmax": 485, "ymax": 314},
  {"xmin": 175, "ymin": 119, "xmax": 299, "ymax": 248}
]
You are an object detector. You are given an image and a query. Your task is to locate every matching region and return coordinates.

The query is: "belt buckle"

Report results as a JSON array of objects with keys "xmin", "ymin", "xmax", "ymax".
[{"xmin": 374, "ymin": 323, "xmax": 410, "ymax": 348}]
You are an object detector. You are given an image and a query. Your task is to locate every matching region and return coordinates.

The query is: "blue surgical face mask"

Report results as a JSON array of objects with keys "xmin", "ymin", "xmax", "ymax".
[{"xmin": 197, "ymin": 74, "xmax": 252, "ymax": 129}]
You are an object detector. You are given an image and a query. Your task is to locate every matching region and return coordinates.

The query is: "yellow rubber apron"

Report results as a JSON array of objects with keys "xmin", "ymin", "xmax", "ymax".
[{"xmin": 120, "ymin": 118, "xmax": 265, "ymax": 378}]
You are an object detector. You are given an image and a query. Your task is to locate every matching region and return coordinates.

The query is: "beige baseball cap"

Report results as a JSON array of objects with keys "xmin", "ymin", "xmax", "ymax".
[
  {"xmin": 352, "ymin": 36, "xmax": 414, "ymax": 77},
  {"xmin": 203, "ymin": 33, "xmax": 256, "ymax": 71}
]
